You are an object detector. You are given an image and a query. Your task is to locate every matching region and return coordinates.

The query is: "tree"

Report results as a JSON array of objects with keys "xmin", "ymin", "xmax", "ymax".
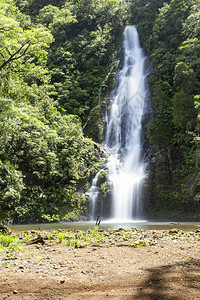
[
  {"xmin": 172, "ymin": 90, "xmax": 196, "ymax": 131},
  {"xmin": 0, "ymin": 23, "xmax": 53, "ymax": 71},
  {"xmin": 173, "ymin": 61, "xmax": 197, "ymax": 93}
]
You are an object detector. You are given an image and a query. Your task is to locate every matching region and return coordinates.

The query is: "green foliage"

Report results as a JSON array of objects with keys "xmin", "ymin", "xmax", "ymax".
[
  {"xmin": 84, "ymin": 103, "xmax": 105, "ymax": 142},
  {"xmin": 0, "ymin": 96, "xmax": 102, "ymax": 222},
  {"xmin": 0, "ymin": 160, "xmax": 25, "ymax": 220},
  {"xmin": 0, "ymin": 0, "xmax": 125, "ymax": 223},
  {"xmin": 0, "ymin": 2, "xmax": 54, "ymax": 71},
  {"xmin": 129, "ymin": 0, "xmax": 167, "ymax": 51},
  {"xmin": 41, "ymin": 214, "xmax": 60, "ymax": 222},
  {"xmin": 41, "ymin": 0, "xmax": 127, "ymax": 123},
  {"xmin": 0, "ymin": 0, "xmax": 111, "ymax": 224},
  {"xmin": 172, "ymin": 90, "xmax": 196, "ymax": 130},
  {"xmin": 130, "ymin": 240, "xmax": 149, "ymax": 248},
  {"xmin": 173, "ymin": 62, "xmax": 197, "ymax": 93},
  {"xmin": 38, "ymin": 4, "xmax": 76, "ymax": 30},
  {"xmin": 144, "ymin": 0, "xmax": 200, "ymax": 216},
  {"xmin": 55, "ymin": 226, "xmax": 104, "ymax": 247},
  {"xmin": 1, "ymin": 0, "xmax": 199, "ymax": 222},
  {"xmin": 0, "ymin": 232, "xmax": 22, "ymax": 247}
]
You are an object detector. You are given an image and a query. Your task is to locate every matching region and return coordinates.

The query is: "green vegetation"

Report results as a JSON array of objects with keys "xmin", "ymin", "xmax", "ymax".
[
  {"xmin": 0, "ymin": 231, "xmax": 23, "ymax": 257},
  {"xmin": 55, "ymin": 226, "xmax": 105, "ymax": 247},
  {"xmin": 0, "ymin": 227, "xmax": 149, "ymax": 253},
  {"xmin": 130, "ymin": 240, "xmax": 149, "ymax": 248},
  {"xmin": 0, "ymin": 232, "xmax": 22, "ymax": 247},
  {"xmin": 0, "ymin": 0, "xmax": 126, "ymax": 223},
  {"xmin": 131, "ymin": 0, "xmax": 200, "ymax": 218},
  {"xmin": 0, "ymin": 0, "xmax": 199, "ymax": 222},
  {"xmin": 0, "ymin": 227, "xmax": 199, "ymax": 258}
]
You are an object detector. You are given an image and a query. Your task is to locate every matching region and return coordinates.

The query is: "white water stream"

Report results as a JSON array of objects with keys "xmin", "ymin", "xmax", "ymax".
[
  {"xmin": 86, "ymin": 171, "xmax": 102, "ymax": 220},
  {"xmin": 87, "ymin": 26, "xmax": 149, "ymax": 221},
  {"xmin": 105, "ymin": 25, "xmax": 148, "ymax": 221}
]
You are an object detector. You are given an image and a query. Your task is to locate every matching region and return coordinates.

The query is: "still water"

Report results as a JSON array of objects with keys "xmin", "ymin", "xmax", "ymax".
[{"xmin": 10, "ymin": 220, "xmax": 200, "ymax": 232}]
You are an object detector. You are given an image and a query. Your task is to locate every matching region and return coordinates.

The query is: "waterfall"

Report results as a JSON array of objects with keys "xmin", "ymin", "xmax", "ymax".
[
  {"xmin": 86, "ymin": 170, "xmax": 104, "ymax": 220},
  {"xmin": 105, "ymin": 25, "xmax": 148, "ymax": 221},
  {"xmin": 86, "ymin": 172, "xmax": 100, "ymax": 220}
]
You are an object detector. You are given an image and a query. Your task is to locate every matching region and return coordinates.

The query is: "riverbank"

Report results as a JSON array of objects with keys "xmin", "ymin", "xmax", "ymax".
[{"xmin": 0, "ymin": 227, "xmax": 199, "ymax": 299}]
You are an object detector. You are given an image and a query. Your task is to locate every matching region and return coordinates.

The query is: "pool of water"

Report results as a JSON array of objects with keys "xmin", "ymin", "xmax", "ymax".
[{"xmin": 9, "ymin": 220, "xmax": 200, "ymax": 232}]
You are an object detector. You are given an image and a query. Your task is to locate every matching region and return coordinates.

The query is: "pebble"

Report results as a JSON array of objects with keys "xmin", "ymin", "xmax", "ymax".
[
  {"xmin": 19, "ymin": 266, "xmax": 24, "ymax": 269},
  {"xmin": 60, "ymin": 280, "xmax": 65, "ymax": 284}
]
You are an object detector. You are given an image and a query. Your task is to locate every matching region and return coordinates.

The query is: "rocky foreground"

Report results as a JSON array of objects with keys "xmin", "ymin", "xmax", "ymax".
[{"xmin": 0, "ymin": 227, "xmax": 199, "ymax": 299}]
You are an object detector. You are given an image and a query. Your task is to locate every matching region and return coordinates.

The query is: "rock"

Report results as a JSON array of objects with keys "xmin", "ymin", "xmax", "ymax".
[
  {"xmin": 169, "ymin": 228, "xmax": 179, "ymax": 234},
  {"xmin": 0, "ymin": 224, "xmax": 11, "ymax": 234},
  {"xmin": 114, "ymin": 228, "xmax": 125, "ymax": 232},
  {"xmin": 13, "ymin": 290, "xmax": 18, "ymax": 294},
  {"xmin": 60, "ymin": 280, "xmax": 65, "ymax": 284},
  {"xmin": 26, "ymin": 235, "xmax": 45, "ymax": 245},
  {"xmin": 103, "ymin": 232, "xmax": 110, "ymax": 236},
  {"xmin": 79, "ymin": 215, "xmax": 88, "ymax": 221}
]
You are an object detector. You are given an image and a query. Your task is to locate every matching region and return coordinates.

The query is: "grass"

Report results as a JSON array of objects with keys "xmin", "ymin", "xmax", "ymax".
[
  {"xmin": 55, "ymin": 226, "xmax": 104, "ymax": 247},
  {"xmin": 0, "ymin": 233, "xmax": 22, "ymax": 247},
  {"xmin": 0, "ymin": 233, "xmax": 24, "ymax": 258}
]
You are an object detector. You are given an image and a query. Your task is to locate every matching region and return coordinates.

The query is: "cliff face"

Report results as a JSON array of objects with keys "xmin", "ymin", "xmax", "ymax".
[{"xmin": 131, "ymin": 0, "xmax": 200, "ymax": 218}]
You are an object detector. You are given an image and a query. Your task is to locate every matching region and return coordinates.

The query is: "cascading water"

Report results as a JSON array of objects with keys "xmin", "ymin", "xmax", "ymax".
[
  {"xmin": 86, "ymin": 173, "xmax": 99, "ymax": 220},
  {"xmin": 86, "ymin": 170, "xmax": 103, "ymax": 220},
  {"xmin": 105, "ymin": 25, "xmax": 148, "ymax": 221}
]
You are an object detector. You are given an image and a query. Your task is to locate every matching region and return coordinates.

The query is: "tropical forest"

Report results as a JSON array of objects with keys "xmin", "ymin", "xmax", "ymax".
[
  {"xmin": 0, "ymin": 0, "xmax": 200, "ymax": 299},
  {"xmin": 0, "ymin": 0, "xmax": 200, "ymax": 224}
]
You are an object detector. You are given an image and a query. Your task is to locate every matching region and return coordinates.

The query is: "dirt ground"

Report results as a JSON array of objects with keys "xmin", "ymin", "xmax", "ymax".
[{"xmin": 0, "ymin": 229, "xmax": 199, "ymax": 300}]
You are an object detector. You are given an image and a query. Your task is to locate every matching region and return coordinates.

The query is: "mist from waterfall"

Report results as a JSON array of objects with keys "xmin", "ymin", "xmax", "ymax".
[{"xmin": 105, "ymin": 25, "xmax": 148, "ymax": 221}]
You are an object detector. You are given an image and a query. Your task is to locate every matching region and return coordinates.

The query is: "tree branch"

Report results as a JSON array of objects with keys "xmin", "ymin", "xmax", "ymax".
[
  {"xmin": 0, "ymin": 52, "xmax": 5, "ymax": 59},
  {"xmin": 0, "ymin": 42, "xmax": 30, "ymax": 71},
  {"xmin": 4, "ymin": 46, "xmax": 12, "ymax": 56}
]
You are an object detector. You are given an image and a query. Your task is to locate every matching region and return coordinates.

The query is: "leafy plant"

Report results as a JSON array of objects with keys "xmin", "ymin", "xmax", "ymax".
[
  {"xmin": 130, "ymin": 240, "xmax": 149, "ymax": 248},
  {"xmin": 0, "ymin": 233, "xmax": 22, "ymax": 247}
]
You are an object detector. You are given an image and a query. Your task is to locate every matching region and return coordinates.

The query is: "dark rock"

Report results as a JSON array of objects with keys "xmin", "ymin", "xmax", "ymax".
[
  {"xmin": 26, "ymin": 235, "xmax": 45, "ymax": 245},
  {"xmin": 169, "ymin": 228, "xmax": 179, "ymax": 234},
  {"xmin": 0, "ymin": 224, "xmax": 11, "ymax": 234},
  {"xmin": 60, "ymin": 280, "xmax": 65, "ymax": 284}
]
